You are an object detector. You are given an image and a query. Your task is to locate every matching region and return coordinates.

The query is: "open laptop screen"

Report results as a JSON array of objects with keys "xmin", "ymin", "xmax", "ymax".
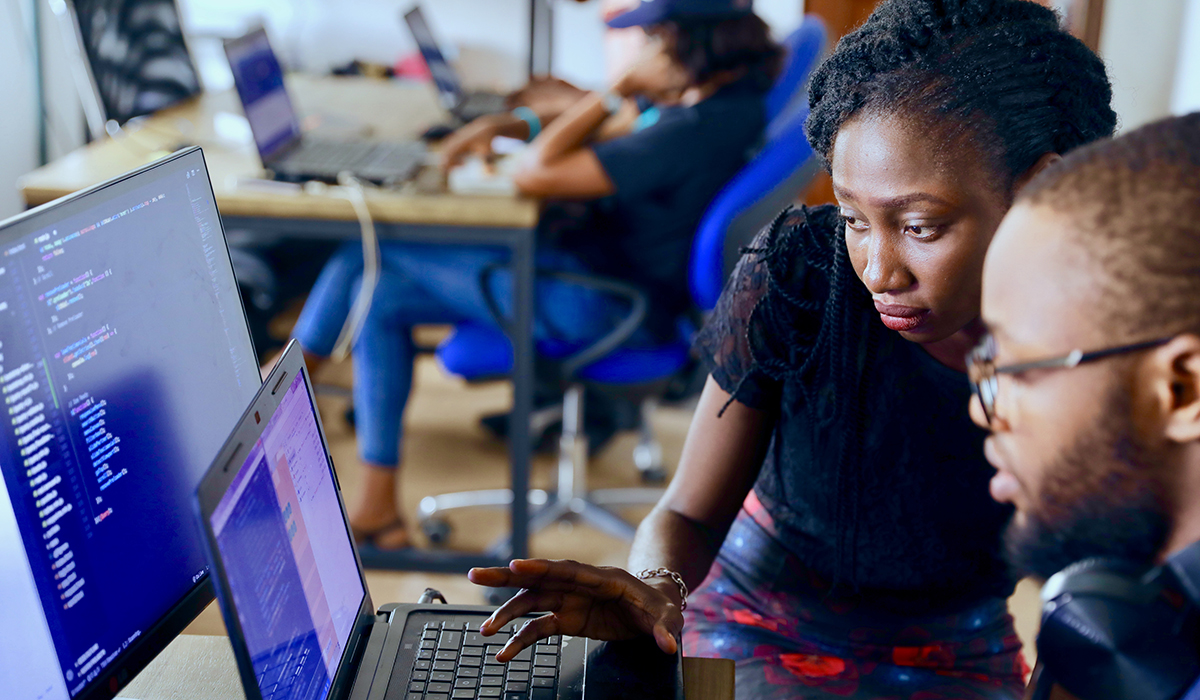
[
  {"xmin": 225, "ymin": 28, "xmax": 301, "ymax": 161},
  {"xmin": 403, "ymin": 7, "xmax": 464, "ymax": 110},
  {"xmin": 0, "ymin": 148, "xmax": 258, "ymax": 699},
  {"xmin": 210, "ymin": 371, "xmax": 364, "ymax": 700}
]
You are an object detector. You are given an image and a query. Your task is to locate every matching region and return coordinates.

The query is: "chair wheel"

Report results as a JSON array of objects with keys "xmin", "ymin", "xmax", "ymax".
[
  {"xmin": 421, "ymin": 518, "xmax": 452, "ymax": 546},
  {"xmin": 639, "ymin": 467, "xmax": 668, "ymax": 485}
]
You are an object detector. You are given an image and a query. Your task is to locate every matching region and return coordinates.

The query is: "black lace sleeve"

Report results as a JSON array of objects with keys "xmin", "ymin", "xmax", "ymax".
[{"xmin": 694, "ymin": 205, "xmax": 845, "ymax": 413}]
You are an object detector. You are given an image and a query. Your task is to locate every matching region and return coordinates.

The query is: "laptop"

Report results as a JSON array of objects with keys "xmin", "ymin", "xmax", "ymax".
[
  {"xmin": 403, "ymin": 6, "xmax": 509, "ymax": 123},
  {"xmin": 195, "ymin": 340, "xmax": 685, "ymax": 700},
  {"xmin": 0, "ymin": 147, "xmax": 260, "ymax": 700},
  {"xmin": 224, "ymin": 27, "xmax": 426, "ymax": 185}
]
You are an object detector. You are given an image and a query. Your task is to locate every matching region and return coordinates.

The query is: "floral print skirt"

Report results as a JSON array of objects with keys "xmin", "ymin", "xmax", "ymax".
[{"xmin": 683, "ymin": 493, "xmax": 1028, "ymax": 699}]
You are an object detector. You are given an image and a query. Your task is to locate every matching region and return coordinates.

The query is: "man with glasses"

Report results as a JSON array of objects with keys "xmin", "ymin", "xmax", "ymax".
[{"xmin": 968, "ymin": 113, "xmax": 1200, "ymax": 697}]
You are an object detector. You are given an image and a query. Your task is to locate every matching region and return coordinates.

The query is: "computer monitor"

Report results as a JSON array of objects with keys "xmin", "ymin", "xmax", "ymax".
[
  {"xmin": 0, "ymin": 148, "xmax": 259, "ymax": 700},
  {"xmin": 57, "ymin": 0, "xmax": 203, "ymax": 135},
  {"xmin": 223, "ymin": 27, "xmax": 302, "ymax": 163}
]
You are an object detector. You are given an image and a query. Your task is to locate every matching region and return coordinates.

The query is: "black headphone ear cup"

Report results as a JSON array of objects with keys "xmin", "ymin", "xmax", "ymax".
[{"xmin": 1037, "ymin": 559, "xmax": 1200, "ymax": 700}]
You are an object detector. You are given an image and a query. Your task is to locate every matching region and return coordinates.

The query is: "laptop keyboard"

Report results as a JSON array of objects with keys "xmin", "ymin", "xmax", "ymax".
[
  {"xmin": 282, "ymin": 139, "xmax": 425, "ymax": 180},
  {"xmin": 404, "ymin": 620, "xmax": 561, "ymax": 700}
]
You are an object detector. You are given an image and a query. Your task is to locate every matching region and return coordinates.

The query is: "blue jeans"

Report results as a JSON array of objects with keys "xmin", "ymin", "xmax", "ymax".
[{"xmin": 292, "ymin": 241, "xmax": 628, "ymax": 466}]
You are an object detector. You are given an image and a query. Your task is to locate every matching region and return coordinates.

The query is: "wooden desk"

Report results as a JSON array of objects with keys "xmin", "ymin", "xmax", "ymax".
[
  {"xmin": 116, "ymin": 635, "xmax": 735, "ymax": 700},
  {"xmin": 19, "ymin": 76, "xmax": 540, "ymax": 573}
]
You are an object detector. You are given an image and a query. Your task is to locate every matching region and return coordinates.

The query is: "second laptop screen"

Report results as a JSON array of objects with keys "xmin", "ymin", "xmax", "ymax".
[{"xmin": 211, "ymin": 372, "xmax": 364, "ymax": 700}]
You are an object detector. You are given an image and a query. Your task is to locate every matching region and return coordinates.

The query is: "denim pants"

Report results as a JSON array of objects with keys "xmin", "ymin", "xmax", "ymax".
[{"xmin": 292, "ymin": 241, "xmax": 627, "ymax": 466}]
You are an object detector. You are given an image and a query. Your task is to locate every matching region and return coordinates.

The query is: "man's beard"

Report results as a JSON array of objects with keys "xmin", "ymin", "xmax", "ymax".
[{"xmin": 1004, "ymin": 389, "xmax": 1173, "ymax": 581}]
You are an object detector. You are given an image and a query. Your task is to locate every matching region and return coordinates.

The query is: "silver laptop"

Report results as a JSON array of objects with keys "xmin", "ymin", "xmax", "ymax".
[
  {"xmin": 224, "ymin": 27, "xmax": 425, "ymax": 185},
  {"xmin": 403, "ymin": 6, "xmax": 509, "ymax": 123},
  {"xmin": 194, "ymin": 341, "xmax": 685, "ymax": 700}
]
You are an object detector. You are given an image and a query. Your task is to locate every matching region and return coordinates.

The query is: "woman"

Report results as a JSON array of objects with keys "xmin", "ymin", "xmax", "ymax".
[
  {"xmin": 468, "ymin": 0, "xmax": 1117, "ymax": 697},
  {"xmin": 289, "ymin": 0, "xmax": 781, "ymax": 549}
]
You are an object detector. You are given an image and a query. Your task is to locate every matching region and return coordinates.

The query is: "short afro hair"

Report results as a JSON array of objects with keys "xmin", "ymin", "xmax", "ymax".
[
  {"xmin": 806, "ymin": 0, "xmax": 1116, "ymax": 189},
  {"xmin": 1018, "ymin": 113, "xmax": 1200, "ymax": 340}
]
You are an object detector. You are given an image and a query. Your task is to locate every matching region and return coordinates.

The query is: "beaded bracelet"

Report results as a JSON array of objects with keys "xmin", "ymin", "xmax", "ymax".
[{"xmin": 635, "ymin": 567, "xmax": 689, "ymax": 611}]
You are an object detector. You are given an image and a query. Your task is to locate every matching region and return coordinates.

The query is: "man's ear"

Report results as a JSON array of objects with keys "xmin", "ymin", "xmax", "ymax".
[
  {"xmin": 1013, "ymin": 152, "xmax": 1062, "ymax": 195},
  {"xmin": 1152, "ymin": 334, "xmax": 1200, "ymax": 444}
]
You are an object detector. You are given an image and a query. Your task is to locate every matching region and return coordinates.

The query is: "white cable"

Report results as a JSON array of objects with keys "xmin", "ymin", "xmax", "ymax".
[{"xmin": 330, "ymin": 172, "xmax": 381, "ymax": 363}]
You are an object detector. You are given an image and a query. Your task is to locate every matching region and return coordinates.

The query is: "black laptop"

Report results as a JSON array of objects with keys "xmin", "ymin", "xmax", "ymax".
[
  {"xmin": 403, "ymin": 6, "xmax": 509, "ymax": 123},
  {"xmin": 224, "ymin": 27, "xmax": 426, "ymax": 185},
  {"xmin": 194, "ymin": 341, "xmax": 684, "ymax": 700}
]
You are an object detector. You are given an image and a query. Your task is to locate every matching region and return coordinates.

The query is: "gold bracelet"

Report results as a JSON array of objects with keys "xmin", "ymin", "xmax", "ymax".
[{"xmin": 635, "ymin": 567, "xmax": 689, "ymax": 611}]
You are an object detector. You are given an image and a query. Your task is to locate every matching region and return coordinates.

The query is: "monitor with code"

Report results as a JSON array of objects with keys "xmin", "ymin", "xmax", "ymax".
[{"xmin": 0, "ymin": 148, "xmax": 259, "ymax": 700}]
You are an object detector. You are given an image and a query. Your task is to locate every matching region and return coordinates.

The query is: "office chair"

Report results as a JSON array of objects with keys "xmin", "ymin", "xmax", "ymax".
[
  {"xmin": 764, "ymin": 15, "xmax": 827, "ymax": 130},
  {"xmin": 420, "ymin": 105, "xmax": 820, "ymax": 550}
]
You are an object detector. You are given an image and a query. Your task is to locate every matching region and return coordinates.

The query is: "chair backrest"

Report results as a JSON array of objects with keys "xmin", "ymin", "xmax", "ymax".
[
  {"xmin": 764, "ymin": 15, "xmax": 827, "ymax": 128},
  {"xmin": 53, "ymin": 0, "xmax": 202, "ymax": 138},
  {"xmin": 689, "ymin": 105, "xmax": 820, "ymax": 311}
]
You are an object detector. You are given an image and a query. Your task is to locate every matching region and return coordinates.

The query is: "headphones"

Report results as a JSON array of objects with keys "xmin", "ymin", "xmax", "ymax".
[{"xmin": 1033, "ymin": 540, "xmax": 1200, "ymax": 700}]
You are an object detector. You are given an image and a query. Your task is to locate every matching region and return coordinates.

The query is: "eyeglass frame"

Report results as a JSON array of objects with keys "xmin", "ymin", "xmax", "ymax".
[{"xmin": 966, "ymin": 335, "xmax": 1174, "ymax": 426}]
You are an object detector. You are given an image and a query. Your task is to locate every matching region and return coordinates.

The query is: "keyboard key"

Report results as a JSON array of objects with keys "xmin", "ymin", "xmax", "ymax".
[
  {"xmin": 507, "ymin": 662, "xmax": 530, "ymax": 672},
  {"xmin": 426, "ymin": 622, "xmax": 441, "ymax": 630},
  {"xmin": 413, "ymin": 671, "xmax": 429, "ymax": 681},
  {"xmin": 486, "ymin": 646, "xmax": 506, "ymax": 658},
  {"xmin": 420, "ymin": 640, "xmax": 437, "ymax": 650},
  {"xmin": 506, "ymin": 672, "xmax": 529, "ymax": 683},
  {"xmin": 534, "ymin": 645, "xmax": 556, "ymax": 656},
  {"xmin": 406, "ymin": 694, "xmax": 423, "ymax": 700},
  {"xmin": 424, "ymin": 629, "xmax": 439, "ymax": 640},
  {"xmin": 427, "ymin": 695, "xmax": 449, "ymax": 700},
  {"xmin": 432, "ymin": 672, "xmax": 455, "ymax": 683},
  {"xmin": 459, "ymin": 656, "xmax": 482, "ymax": 667},
  {"xmin": 532, "ymin": 689, "xmax": 555, "ymax": 700},
  {"xmin": 428, "ymin": 682, "xmax": 452, "ymax": 694},
  {"xmin": 452, "ymin": 691, "xmax": 475, "ymax": 700},
  {"xmin": 512, "ymin": 647, "xmax": 532, "ymax": 662},
  {"xmin": 409, "ymin": 682, "xmax": 426, "ymax": 692},
  {"xmin": 455, "ymin": 679, "xmax": 479, "ymax": 689},
  {"xmin": 482, "ymin": 665, "xmax": 505, "ymax": 676},
  {"xmin": 436, "ymin": 651, "xmax": 459, "ymax": 661},
  {"xmin": 418, "ymin": 650, "xmax": 434, "ymax": 660},
  {"xmin": 456, "ymin": 667, "xmax": 479, "ymax": 678},
  {"xmin": 504, "ymin": 682, "xmax": 528, "ymax": 693},
  {"xmin": 434, "ymin": 661, "xmax": 456, "ymax": 672},
  {"xmin": 461, "ymin": 647, "xmax": 483, "ymax": 657},
  {"xmin": 532, "ymin": 668, "xmax": 555, "ymax": 678},
  {"xmin": 481, "ymin": 677, "xmax": 503, "ymax": 687},
  {"xmin": 532, "ymin": 678, "xmax": 553, "ymax": 689},
  {"xmin": 439, "ymin": 632, "xmax": 463, "ymax": 650},
  {"xmin": 503, "ymin": 694, "xmax": 526, "ymax": 700},
  {"xmin": 545, "ymin": 637, "xmax": 560, "ymax": 645},
  {"xmin": 415, "ymin": 660, "xmax": 433, "ymax": 671},
  {"xmin": 464, "ymin": 633, "xmax": 488, "ymax": 646},
  {"xmin": 534, "ymin": 655, "xmax": 556, "ymax": 668},
  {"xmin": 479, "ymin": 688, "xmax": 503, "ymax": 698}
]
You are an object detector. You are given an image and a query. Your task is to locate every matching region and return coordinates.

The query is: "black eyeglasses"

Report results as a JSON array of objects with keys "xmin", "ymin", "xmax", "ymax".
[{"xmin": 966, "ymin": 334, "xmax": 1173, "ymax": 426}]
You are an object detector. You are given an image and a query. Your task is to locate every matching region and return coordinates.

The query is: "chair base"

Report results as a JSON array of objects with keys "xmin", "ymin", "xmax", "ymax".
[{"xmin": 417, "ymin": 384, "xmax": 666, "ymax": 551}]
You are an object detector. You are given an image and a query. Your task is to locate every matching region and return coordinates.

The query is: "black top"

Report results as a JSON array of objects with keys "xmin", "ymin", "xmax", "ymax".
[
  {"xmin": 556, "ymin": 79, "xmax": 765, "ymax": 333},
  {"xmin": 695, "ymin": 205, "xmax": 1015, "ymax": 611}
]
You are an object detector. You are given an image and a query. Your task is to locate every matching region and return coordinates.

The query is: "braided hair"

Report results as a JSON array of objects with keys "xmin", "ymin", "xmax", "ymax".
[
  {"xmin": 806, "ymin": 0, "xmax": 1116, "ymax": 190},
  {"xmin": 787, "ymin": 0, "xmax": 1115, "ymax": 588}
]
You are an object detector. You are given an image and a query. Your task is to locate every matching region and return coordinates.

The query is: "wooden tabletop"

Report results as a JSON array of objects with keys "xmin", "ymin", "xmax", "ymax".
[
  {"xmin": 18, "ymin": 76, "xmax": 539, "ymax": 230},
  {"xmin": 116, "ymin": 634, "xmax": 735, "ymax": 700}
]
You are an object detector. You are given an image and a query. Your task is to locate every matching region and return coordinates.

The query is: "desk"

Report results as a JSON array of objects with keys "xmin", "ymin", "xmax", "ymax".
[
  {"xmin": 19, "ymin": 75, "xmax": 540, "ymax": 573},
  {"xmin": 116, "ymin": 635, "xmax": 735, "ymax": 700}
]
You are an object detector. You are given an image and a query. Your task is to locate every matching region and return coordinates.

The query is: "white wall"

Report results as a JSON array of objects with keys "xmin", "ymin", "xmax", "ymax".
[
  {"xmin": 1098, "ymin": 0, "xmax": 1187, "ymax": 131},
  {"xmin": 1173, "ymin": 0, "xmax": 1200, "ymax": 115}
]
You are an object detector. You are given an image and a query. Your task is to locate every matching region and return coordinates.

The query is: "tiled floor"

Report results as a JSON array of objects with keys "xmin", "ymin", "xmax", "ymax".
[{"xmin": 184, "ymin": 349, "xmax": 1043, "ymax": 664}]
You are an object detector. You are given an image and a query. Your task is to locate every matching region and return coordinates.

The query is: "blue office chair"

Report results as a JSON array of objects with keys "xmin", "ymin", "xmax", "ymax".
[
  {"xmin": 418, "ymin": 102, "xmax": 820, "ymax": 547},
  {"xmin": 764, "ymin": 15, "xmax": 827, "ymax": 134}
]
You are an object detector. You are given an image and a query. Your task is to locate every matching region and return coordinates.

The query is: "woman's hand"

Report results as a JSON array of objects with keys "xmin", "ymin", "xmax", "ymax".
[
  {"xmin": 439, "ymin": 114, "xmax": 520, "ymax": 173},
  {"xmin": 507, "ymin": 77, "xmax": 588, "ymax": 123},
  {"xmin": 467, "ymin": 559, "xmax": 684, "ymax": 660}
]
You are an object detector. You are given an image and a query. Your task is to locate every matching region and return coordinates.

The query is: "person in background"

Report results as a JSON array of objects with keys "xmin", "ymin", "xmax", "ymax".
[
  {"xmin": 468, "ymin": 1, "xmax": 1117, "ymax": 697},
  {"xmin": 971, "ymin": 113, "xmax": 1200, "ymax": 699},
  {"xmin": 288, "ymin": 0, "xmax": 781, "ymax": 550}
]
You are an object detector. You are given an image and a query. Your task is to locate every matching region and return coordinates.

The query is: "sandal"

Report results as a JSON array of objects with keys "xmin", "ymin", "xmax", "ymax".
[{"xmin": 351, "ymin": 518, "xmax": 412, "ymax": 550}]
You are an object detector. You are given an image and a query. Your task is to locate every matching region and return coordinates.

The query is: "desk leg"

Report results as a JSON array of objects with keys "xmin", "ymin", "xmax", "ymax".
[{"xmin": 508, "ymin": 227, "xmax": 535, "ymax": 561}]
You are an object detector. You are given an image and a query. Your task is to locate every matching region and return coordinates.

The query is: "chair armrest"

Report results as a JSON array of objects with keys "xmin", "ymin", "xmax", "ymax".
[{"xmin": 478, "ymin": 263, "xmax": 649, "ymax": 377}]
